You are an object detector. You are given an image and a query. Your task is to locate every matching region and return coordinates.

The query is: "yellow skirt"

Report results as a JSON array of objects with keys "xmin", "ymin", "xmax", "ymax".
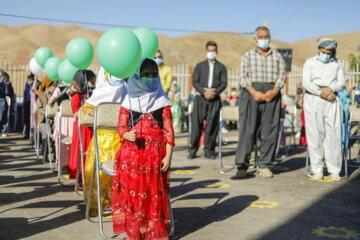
[{"xmin": 84, "ymin": 129, "xmax": 121, "ymax": 213}]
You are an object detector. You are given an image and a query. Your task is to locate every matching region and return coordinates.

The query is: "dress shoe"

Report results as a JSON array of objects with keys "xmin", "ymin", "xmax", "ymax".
[
  {"xmin": 236, "ymin": 169, "xmax": 247, "ymax": 178},
  {"xmin": 187, "ymin": 154, "xmax": 196, "ymax": 159},
  {"xmin": 204, "ymin": 152, "xmax": 217, "ymax": 159}
]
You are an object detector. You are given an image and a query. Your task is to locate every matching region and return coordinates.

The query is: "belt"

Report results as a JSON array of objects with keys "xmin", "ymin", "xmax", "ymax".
[{"xmin": 305, "ymin": 90, "xmax": 338, "ymax": 96}]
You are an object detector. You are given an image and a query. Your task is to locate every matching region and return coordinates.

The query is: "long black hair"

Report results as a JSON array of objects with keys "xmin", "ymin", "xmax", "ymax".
[{"xmin": 73, "ymin": 70, "xmax": 96, "ymax": 94}]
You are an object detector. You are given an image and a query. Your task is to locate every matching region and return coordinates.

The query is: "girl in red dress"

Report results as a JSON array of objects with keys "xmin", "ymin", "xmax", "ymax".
[
  {"xmin": 69, "ymin": 70, "xmax": 95, "ymax": 179},
  {"xmin": 111, "ymin": 59, "xmax": 174, "ymax": 240}
]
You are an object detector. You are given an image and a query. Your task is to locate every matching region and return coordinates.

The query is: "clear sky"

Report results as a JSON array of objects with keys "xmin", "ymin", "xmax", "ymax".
[{"xmin": 1, "ymin": 0, "xmax": 359, "ymax": 43}]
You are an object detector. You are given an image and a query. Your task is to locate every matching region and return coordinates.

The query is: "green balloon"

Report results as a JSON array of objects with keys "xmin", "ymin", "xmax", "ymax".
[
  {"xmin": 66, "ymin": 38, "xmax": 94, "ymax": 69},
  {"xmin": 44, "ymin": 57, "xmax": 62, "ymax": 82},
  {"xmin": 97, "ymin": 28, "xmax": 142, "ymax": 79},
  {"xmin": 133, "ymin": 27, "xmax": 159, "ymax": 59},
  {"xmin": 58, "ymin": 59, "xmax": 79, "ymax": 84},
  {"xmin": 35, "ymin": 47, "xmax": 53, "ymax": 68}
]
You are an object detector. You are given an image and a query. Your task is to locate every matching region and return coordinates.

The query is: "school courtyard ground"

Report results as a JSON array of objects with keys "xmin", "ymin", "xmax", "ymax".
[{"xmin": 1, "ymin": 132, "xmax": 360, "ymax": 240}]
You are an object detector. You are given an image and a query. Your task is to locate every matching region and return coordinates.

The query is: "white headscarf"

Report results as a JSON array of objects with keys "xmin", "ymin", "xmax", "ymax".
[
  {"xmin": 86, "ymin": 66, "xmax": 126, "ymax": 106},
  {"xmin": 122, "ymin": 58, "xmax": 171, "ymax": 113}
]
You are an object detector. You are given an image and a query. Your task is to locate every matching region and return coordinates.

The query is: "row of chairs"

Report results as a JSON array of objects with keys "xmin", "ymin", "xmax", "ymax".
[{"xmin": 34, "ymin": 99, "xmax": 175, "ymax": 239}]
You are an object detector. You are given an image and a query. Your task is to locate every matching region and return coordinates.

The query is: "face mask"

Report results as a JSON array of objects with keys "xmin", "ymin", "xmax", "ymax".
[
  {"xmin": 154, "ymin": 57, "xmax": 163, "ymax": 66},
  {"xmin": 257, "ymin": 39, "xmax": 270, "ymax": 49},
  {"xmin": 231, "ymin": 91, "xmax": 238, "ymax": 96},
  {"xmin": 207, "ymin": 52, "xmax": 217, "ymax": 60},
  {"xmin": 318, "ymin": 52, "xmax": 331, "ymax": 63},
  {"xmin": 140, "ymin": 77, "xmax": 156, "ymax": 91}
]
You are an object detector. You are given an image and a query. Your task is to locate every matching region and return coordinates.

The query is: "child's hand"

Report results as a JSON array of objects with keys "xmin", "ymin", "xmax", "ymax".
[
  {"xmin": 161, "ymin": 156, "xmax": 171, "ymax": 172},
  {"xmin": 124, "ymin": 129, "xmax": 137, "ymax": 142}
]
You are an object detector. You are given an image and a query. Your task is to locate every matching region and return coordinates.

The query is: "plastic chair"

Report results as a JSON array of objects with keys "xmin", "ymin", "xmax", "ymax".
[
  {"xmin": 75, "ymin": 106, "xmax": 94, "ymax": 198},
  {"xmin": 58, "ymin": 100, "xmax": 74, "ymax": 186},
  {"xmin": 283, "ymin": 104, "xmax": 297, "ymax": 150},
  {"xmin": 34, "ymin": 91, "xmax": 47, "ymax": 162},
  {"xmin": 88, "ymin": 102, "xmax": 174, "ymax": 239},
  {"xmin": 45, "ymin": 103, "xmax": 58, "ymax": 171},
  {"xmin": 218, "ymin": 106, "xmax": 260, "ymax": 175}
]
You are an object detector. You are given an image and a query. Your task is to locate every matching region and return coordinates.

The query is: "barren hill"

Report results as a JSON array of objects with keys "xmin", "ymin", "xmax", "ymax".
[{"xmin": 0, "ymin": 24, "xmax": 359, "ymax": 69}]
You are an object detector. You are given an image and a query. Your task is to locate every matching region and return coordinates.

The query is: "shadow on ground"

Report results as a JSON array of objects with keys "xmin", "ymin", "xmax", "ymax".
[
  {"xmin": 171, "ymin": 195, "xmax": 258, "ymax": 239},
  {"xmin": 258, "ymin": 171, "xmax": 360, "ymax": 240}
]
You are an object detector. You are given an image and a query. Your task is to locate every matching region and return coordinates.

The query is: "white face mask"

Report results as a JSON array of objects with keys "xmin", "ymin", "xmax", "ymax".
[
  {"xmin": 257, "ymin": 39, "xmax": 270, "ymax": 49},
  {"xmin": 207, "ymin": 52, "xmax": 217, "ymax": 60}
]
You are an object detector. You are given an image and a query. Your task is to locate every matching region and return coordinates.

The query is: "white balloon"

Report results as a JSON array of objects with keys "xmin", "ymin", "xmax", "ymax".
[{"xmin": 29, "ymin": 57, "xmax": 44, "ymax": 75}]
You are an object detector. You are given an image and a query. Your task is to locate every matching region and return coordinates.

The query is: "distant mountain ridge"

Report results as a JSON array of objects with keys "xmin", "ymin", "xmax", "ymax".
[{"xmin": 0, "ymin": 24, "xmax": 359, "ymax": 69}]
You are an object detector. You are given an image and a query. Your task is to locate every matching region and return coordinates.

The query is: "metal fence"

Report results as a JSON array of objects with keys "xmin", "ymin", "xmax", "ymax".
[{"xmin": 2, "ymin": 60, "xmax": 360, "ymax": 102}]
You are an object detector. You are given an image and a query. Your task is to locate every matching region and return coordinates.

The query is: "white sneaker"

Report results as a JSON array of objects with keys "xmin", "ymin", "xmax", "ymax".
[
  {"xmin": 312, "ymin": 172, "xmax": 323, "ymax": 180},
  {"xmin": 1, "ymin": 133, "xmax": 7, "ymax": 137},
  {"xmin": 221, "ymin": 128, "xmax": 228, "ymax": 134},
  {"xmin": 329, "ymin": 173, "xmax": 341, "ymax": 181}
]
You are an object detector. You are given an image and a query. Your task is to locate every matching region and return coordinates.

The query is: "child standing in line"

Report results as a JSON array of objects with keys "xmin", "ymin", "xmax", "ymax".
[{"xmin": 111, "ymin": 58, "xmax": 174, "ymax": 240}]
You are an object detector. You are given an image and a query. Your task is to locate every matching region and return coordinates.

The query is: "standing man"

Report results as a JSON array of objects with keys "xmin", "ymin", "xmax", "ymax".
[
  {"xmin": 154, "ymin": 50, "xmax": 173, "ymax": 94},
  {"xmin": 303, "ymin": 38, "xmax": 345, "ymax": 181},
  {"xmin": 188, "ymin": 41, "xmax": 227, "ymax": 159},
  {"xmin": 235, "ymin": 26, "xmax": 285, "ymax": 178}
]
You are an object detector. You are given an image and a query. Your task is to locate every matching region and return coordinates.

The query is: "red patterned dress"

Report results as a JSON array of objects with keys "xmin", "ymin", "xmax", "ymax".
[
  {"xmin": 111, "ymin": 106, "xmax": 174, "ymax": 240},
  {"xmin": 69, "ymin": 93, "xmax": 93, "ymax": 179}
]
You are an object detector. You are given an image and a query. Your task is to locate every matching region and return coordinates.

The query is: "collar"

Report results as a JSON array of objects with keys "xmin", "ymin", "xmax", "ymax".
[
  {"xmin": 208, "ymin": 59, "xmax": 216, "ymax": 65},
  {"xmin": 255, "ymin": 48, "xmax": 273, "ymax": 57}
]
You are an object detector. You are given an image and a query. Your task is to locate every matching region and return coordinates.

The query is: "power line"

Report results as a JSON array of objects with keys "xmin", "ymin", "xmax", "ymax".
[{"xmin": 0, "ymin": 13, "xmax": 253, "ymax": 35}]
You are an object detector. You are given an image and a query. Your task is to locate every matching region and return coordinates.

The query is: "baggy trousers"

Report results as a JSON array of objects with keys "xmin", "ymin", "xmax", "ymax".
[
  {"xmin": 0, "ymin": 98, "xmax": 8, "ymax": 134},
  {"xmin": 189, "ymin": 95, "xmax": 221, "ymax": 155},
  {"xmin": 303, "ymin": 93, "xmax": 342, "ymax": 174},
  {"xmin": 235, "ymin": 83, "xmax": 281, "ymax": 170}
]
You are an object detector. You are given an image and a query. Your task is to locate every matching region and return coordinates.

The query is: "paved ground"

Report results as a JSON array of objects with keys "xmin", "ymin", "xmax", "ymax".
[{"xmin": 1, "ymin": 132, "xmax": 360, "ymax": 240}]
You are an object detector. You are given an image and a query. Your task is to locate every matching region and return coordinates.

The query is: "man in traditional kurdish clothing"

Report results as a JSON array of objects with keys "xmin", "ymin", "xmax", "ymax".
[{"xmin": 303, "ymin": 38, "xmax": 346, "ymax": 181}]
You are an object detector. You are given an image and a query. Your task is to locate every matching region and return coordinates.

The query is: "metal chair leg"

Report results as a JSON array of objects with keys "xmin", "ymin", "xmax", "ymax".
[{"xmin": 36, "ymin": 121, "xmax": 40, "ymax": 161}]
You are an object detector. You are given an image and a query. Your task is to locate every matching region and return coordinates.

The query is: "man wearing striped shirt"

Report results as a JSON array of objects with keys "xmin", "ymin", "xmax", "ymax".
[{"xmin": 235, "ymin": 26, "xmax": 286, "ymax": 178}]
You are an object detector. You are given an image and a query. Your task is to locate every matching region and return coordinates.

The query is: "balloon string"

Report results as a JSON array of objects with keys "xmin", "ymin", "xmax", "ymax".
[
  {"xmin": 84, "ymin": 72, "xmax": 89, "ymax": 98},
  {"xmin": 126, "ymin": 83, "xmax": 134, "ymax": 129}
]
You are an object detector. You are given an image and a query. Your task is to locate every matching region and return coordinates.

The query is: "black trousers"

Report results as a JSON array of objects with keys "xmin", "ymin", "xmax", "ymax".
[
  {"xmin": 235, "ymin": 83, "xmax": 281, "ymax": 170},
  {"xmin": 189, "ymin": 95, "xmax": 221, "ymax": 155},
  {"xmin": 23, "ymin": 101, "xmax": 30, "ymax": 135}
]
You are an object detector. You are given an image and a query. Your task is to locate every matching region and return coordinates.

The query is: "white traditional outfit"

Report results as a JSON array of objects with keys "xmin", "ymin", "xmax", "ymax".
[{"xmin": 303, "ymin": 38, "xmax": 346, "ymax": 177}]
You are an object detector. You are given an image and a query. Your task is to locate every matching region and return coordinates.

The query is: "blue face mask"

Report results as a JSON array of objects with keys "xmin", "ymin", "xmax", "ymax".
[
  {"xmin": 257, "ymin": 39, "xmax": 270, "ymax": 49},
  {"xmin": 140, "ymin": 77, "xmax": 160, "ymax": 92},
  {"xmin": 318, "ymin": 52, "xmax": 331, "ymax": 63},
  {"xmin": 154, "ymin": 57, "xmax": 163, "ymax": 66}
]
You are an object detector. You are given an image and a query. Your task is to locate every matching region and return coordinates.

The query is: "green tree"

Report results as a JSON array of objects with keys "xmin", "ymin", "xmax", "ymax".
[{"xmin": 348, "ymin": 53, "xmax": 360, "ymax": 83}]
